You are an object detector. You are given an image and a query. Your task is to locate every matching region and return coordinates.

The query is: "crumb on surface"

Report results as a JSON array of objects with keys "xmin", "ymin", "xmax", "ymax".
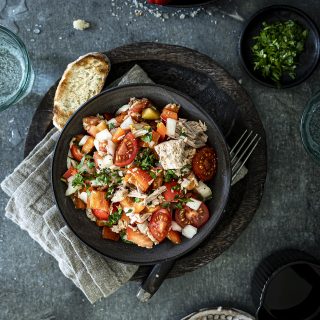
[{"xmin": 73, "ymin": 19, "xmax": 90, "ymax": 31}]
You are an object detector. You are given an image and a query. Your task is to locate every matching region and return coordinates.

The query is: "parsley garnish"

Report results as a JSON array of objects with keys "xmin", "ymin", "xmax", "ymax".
[
  {"xmin": 135, "ymin": 148, "xmax": 157, "ymax": 171},
  {"xmin": 251, "ymin": 20, "xmax": 308, "ymax": 84},
  {"xmin": 72, "ymin": 173, "xmax": 84, "ymax": 187},
  {"xmin": 120, "ymin": 231, "xmax": 132, "ymax": 244},
  {"xmin": 141, "ymin": 132, "xmax": 152, "ymax": 143},
  {"xmin": 134, "ymin": 198, "xmax": 141, "ymax": 203},
  {"xmin": 105, "ymin": 207, "xmax": 123, "ymax": 227},
  {"xmin": 108, "ymin": 122, "xmax": 115, "ymax": 130},
  {"xmin": 164, "ymin": 169, "xmax": 178, "ymax": 182}
]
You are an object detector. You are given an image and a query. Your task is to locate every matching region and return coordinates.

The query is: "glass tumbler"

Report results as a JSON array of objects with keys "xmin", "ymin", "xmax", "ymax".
[
  {"xmin": 300, "ymin": 90, "xmax": 320, "ymax": 164},
  {"xmin": 0, "ymin": 25, "xmax": 34, "ymax": 112}
]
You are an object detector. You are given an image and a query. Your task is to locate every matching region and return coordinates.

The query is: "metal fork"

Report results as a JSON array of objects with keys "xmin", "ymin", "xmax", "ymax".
[{"xmin": 230, "ymin": 129, "xmax": 261, "ymax": 182}]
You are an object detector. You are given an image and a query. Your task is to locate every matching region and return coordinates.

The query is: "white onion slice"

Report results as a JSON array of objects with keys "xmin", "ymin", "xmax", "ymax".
[
  {"xmin": 166, "ymin": 118, "xmax": 177, "ymax": 136},
  {"xmin": 99, "ymin": 155, "xmax": 113, "ymax": 169},
  {"xmin": 186, "ymin": 198, "xmax": 202, "ymax": 211},
  {"xmin": 171, "ymin": 221, "xmax": 182, "ymax": 232},
  {"xmin": 120, "ymin": 116, "xmax": 134, "ymax": 129},
  {"xmin": 79, "ymin": 135, "xmax": 89, "ymax": 146},
  {"xmin": 182, "ymin": 225, "xmax": 197, "ymax": 239},
  {"xmin": 116, "ymin": 104, "xmax": 130, "ymax": 115},
  {"xmin": 65, "ymin": 176, "xmax": 81, "ymax": 196},
  {"xmin": 107, "ymin": 140, "xmax": 116, "ymax": 156},
  {"xmin": 78, "ymin": 192, "xmax": 88, "ymax": 204},
  {"xmin": 96, "ymin": 128, "xmax": 112, "ymax": 142}
]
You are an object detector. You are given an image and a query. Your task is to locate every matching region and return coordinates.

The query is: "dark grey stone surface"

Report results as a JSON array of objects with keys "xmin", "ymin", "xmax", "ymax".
[{"xmin": 0, "ymin": 0, "xmax": 320, "ymax": 319}]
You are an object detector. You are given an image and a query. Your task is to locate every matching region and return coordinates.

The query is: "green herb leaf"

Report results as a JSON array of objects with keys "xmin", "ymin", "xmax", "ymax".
[
  {"xmin": 164, "ymin": 169, "xmax": 178, "ymax": 183},
  {"xmin": 105, "ymin": 207, "xmax": 123, "ymax": 227},
  {"xmin": 120, "ymin": 231, "xmax": 132, "ymax": 244},
  {"xmin": 72, "ymin": 173, "xmax": 84, "ymax": 187},
  {"xmin": 135, "ymin": 148, "xmax": 157, "ymax": 171}
]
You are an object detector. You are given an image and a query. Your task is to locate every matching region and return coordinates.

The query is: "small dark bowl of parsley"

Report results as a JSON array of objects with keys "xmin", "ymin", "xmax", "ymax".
[{"xmin": 239, "ymin": 5, "xmax": 320, "ymax": 88}]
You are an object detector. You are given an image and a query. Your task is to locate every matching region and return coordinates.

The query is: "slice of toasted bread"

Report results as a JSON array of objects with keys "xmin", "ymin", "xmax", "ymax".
[{"xmin": 53, "ymin": 52, "xmax": 110, "ymax": 130}]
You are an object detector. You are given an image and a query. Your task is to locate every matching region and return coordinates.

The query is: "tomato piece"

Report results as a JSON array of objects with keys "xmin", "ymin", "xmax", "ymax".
[
  {"xmin": 129, "ymin": 167, "xmax": 153, "ymax": 193},
  {"xmin": 163, "ymin": 181, "xmax": 182, "ymax": 202},
  {"xmin": 192, "ymin": 147, "xmax": 217, "ymax": 181},
  {"xmin": 148, "ymin": 208, "xmax": 172, "ymax": 242},
  {"xmin": 87, "ymin": 190, "xmax": 110, "ymax": 211},
  {"xmin": 93, "ymin": 151, "xmax": 102, "ymax": 169},
  {"xmin": 156, "ymin": 122, "xmax": 167, "ymax": 140},
  {"xmin": 129, "ymin": 98, "xmax": 151, "ymax": 120},
  {"xmin": 81, "ymin": 136, "xmax": 95, "ymax": 154},
  {"xmin": 112, "ymin": 127, "xmax": 126, "ymax": 143},
  {"xmin": 63, "ymin": 166, "xmax": 78, "ymax": 179},
  {"xmin": 114, "ymin": 132, "xmax": 139, "ymax": 167},
  {"xmin": 185, "ymin": 202, "xmax": 209, "ymax": 228},
  {"xmin": 102, "ymin": 227, "xmax": 120, "ymax": 241},
  {"xmin": 92, "ymin": 209, "xmax": 110, "ymax": 220},
  {"xmin": 164, "ymin": 103, "xmax": 180, "ymax": 113},
  {"xmin": 126, "ymin": 227, "xmax": 153, "ymax": 248},
  {"xmin": 83, "ymin": 116, "xmax": 100, "ymax": 130},
  {"xmin": 167, "ymin": 230, "xmax": 182, "ymax": 244},
  {"xmin": 70, "ymin": 144, "xmax": 84, "ymax": 161},
  {"xmin": 175, "ymin": 202, "xmax": 209, "ymax": 228},
  {"xmin": 160, "ymin": 109, "xmax": 178, "ymax": 121},
  {"xmin": 152, "ymin": 130, "xmax": 161, "ymax": 145},
  {"xmin": 152, "ymin": 171, "xmax": 163, "ymax": 189}
]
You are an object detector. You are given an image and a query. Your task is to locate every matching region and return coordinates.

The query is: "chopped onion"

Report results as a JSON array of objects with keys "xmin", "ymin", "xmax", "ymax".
[
  {"xmin": 99, "ymin": 154, "xmax": 113, "ymax": 169},
  {"xmin": 195, "ymin": 181, "xmax": 212, "ymax": 200},
  {"xmin": 166, "ymin": 118, "xmax": 177, "ymax": 136},
  {"xmin": 186, "ymin": 198, "xmax": 202, "ymax": 211},
  {"xmin": 96, "ymin": 128, "xmax": 112, "ymax": 142},
  {"xmin": 94, "ymin": 138, "xmax": 100, "ymax": 152},
  {"xmin": 86, "ymin": 209, "xmax": 96, "ymax": 222},
  {"xmin": 137, "ymin": 222, "xmax": 148, "ymax": 234},
  {"xmin": 120, "ymin": 116, "xmax": 134, "ymax": 129},
  {"xmin": 182, "ymin": 225, "xmax": 197, "ymax": 239},
  {"xmin": 116, "ymin": 104, "xmax": 130, "ymax": 115},
  {"xmin": 78, "ymin": 192, "xmax": 88, "ymax": 204},
  {"xmin": 171, "ymin": 221, "xmax": 182, "ymax": 232},
  {"xmin": 107, "ymin": 140, "xmax": 116, "ymax": 156},
  {"xmin": 79, "ymin": 135, "xmax": 89, "ymax": 146}
]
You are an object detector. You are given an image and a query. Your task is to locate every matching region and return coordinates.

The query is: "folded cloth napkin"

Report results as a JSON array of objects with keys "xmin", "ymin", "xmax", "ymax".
[
  {"xmin": 1, "ymin": 65, "xmax": 153, "ymax": 304},
  {"xmin": 1, "ymin": 64, "xmax": 247, "ymax": 304}
]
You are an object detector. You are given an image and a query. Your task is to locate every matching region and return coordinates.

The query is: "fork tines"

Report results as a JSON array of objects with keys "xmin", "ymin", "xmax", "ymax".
[{"xmin": 230, "ymin": 129, "xmax": 261, "ymax": 181}]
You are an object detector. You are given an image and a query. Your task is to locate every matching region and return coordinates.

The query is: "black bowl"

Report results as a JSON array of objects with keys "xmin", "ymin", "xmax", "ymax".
[
  {"xmin": 52, "ymin": 84, "xmax": 231, "ymax": 265},
  {"xmin": 239, "ymin": 5, "xmax": 320, "ymax": 88}
]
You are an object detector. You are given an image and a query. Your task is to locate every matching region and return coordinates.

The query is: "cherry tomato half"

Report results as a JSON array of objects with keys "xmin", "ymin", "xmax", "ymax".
[
  {"xmin": 114, "ymin": 132, "xmax": 138, "ymax": 167},
  {"xmin": 175, "ymin": 202, "xmax": 209, "ymax": 228},
  {"xmin": 163, "ymin": 181, "xmax": 182, "ymax": 202},
  {"xmin": 148, "ymin": 209, "xmax": 172, "ymax": 242},
  {"xmin": 70, "ymin": 144, "xmax": 84, "ymax": 162},
  {"xmin": 192, "ymin": 147, "xmax": 217, "ymax": 181}
]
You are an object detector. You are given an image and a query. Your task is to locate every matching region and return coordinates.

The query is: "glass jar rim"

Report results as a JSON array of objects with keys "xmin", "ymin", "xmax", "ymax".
[{"xmin": 0, "ymin": 24, "xmax": 33, "ymax": 110}]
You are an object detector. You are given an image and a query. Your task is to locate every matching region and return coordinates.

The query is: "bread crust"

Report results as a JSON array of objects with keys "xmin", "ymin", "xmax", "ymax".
[{"xmin": 53, "ymin": 52, "xmax": 110, "ymax": 130}]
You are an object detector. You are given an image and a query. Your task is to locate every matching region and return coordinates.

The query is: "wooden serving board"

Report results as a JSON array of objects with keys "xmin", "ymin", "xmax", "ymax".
[{"xmin": 24, "ymin": 43, "xmax": 267, "ymax": 280}]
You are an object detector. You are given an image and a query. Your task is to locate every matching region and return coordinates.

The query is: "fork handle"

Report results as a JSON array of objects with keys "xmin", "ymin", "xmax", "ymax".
[{"xmin": 136, "ymin": 260, "xmax": 175, "ymax": 302}]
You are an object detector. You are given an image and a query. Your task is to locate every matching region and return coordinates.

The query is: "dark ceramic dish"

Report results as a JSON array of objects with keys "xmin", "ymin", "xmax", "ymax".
[
  {"xmin": 52, "ymin": 84, "xmax": 231, "ymax": 265},
  {"xmin": 239, "ymin": 5, "xmax": 320, "ymax": 88}
]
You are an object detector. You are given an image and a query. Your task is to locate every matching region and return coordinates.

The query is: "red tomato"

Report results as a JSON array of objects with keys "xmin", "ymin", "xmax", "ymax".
[
  {"xmin": 126, "ymin": 227, "xmax": 153, "ymax": 248},
  {"xmin": 70, "ymin": 144, "xmax": 84, "ymax": 162},
  {"xmin": 192, "ymin": 147, "xmax": 217, "ymax": 181},
  {"xmin": 114, "ymin": 132, "xmax": 138, "ymax": 167},
  {"xmin": 148, "ymin": 209, "xmax": 172, "ymax": 242},
  {"xmin": 163, "ymin": 181, "xmax": 182, "ymax": 202},
  {"xmin": 130, "ymin": 167, "xmax": 153, "ymax": 193},
  {"xmin": 92, "ymin": 209, "xmax": 110, "ymax": 220},
  {"xmin": 167, "ymin": 230, "xmax": 182, "ymax": 244},
  {"xmin": 175, "ymin": 202, "xmax": 209, "ymax": 228},
  {"xmin": 62, "ymin": 166, "xmax": 78, "ymax": 179}
]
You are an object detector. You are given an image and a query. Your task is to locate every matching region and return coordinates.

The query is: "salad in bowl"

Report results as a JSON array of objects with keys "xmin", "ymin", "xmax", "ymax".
[{"xmin": 62, "ymin": 97, "xmax": 217, "ymax": 249}]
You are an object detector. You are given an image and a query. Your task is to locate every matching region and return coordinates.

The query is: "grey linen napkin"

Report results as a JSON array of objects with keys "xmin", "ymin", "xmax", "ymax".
[{"xmin": 1, "ymin": 65, "xmax": 153, "ymax": 304}]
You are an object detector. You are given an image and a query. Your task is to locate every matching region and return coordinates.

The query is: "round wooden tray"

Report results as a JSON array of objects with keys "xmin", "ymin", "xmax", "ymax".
[{"xmin": 24, "ymin": 43, "xmax": 267, "ymax": 281}]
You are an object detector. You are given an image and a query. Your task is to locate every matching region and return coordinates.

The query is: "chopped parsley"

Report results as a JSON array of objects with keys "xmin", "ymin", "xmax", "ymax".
[
  {"xmin": 141, "ymin": 131, "xmax": 153, "ymax": 143},
  {"xmin": 135, "ymin": 148, "xmax": 157, "ymax": 171},
  {"xmin": 150, "ymin": 171, "xmax": 157, "ymax": 179},
  {"xmin": 174, "ymin": 197, "xmax": 192, "ymax": 209},
  {"xmin": 105, "ymin": 207, "xmax": 123, "ymax": 227},
  {"xmin": 72, "ymin": 173, "xmax": 85, "ymax": 187},
  {"xmin": 108, "ymin": 122, "xmax": 115, "ymax": 130},
  {"xmin": 87, "ymin": 161, "xmax": 95, "ymax": 169},
  {"xmin": 251, "ymin": 20, "xmax": 308, "ymax": 84},
  {"xmin": 164, "ymin": 169, "xmax": 178, "ymax": 182},
  {"xmin": 134, "ymin": 197, "xmax": 141, "ymax": 203}
]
